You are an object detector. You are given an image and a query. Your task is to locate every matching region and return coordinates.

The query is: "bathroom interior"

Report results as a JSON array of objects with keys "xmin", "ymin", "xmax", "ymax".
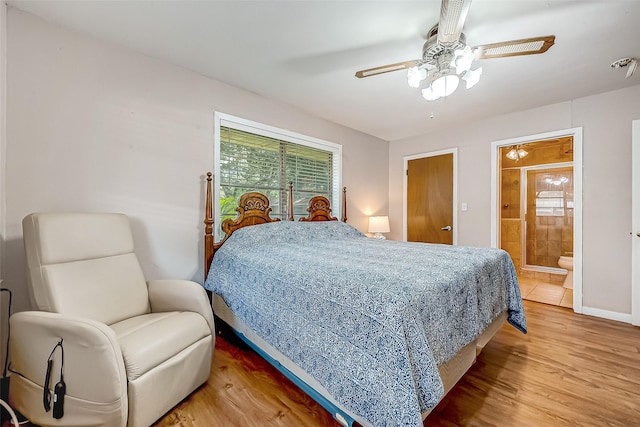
[{"xmin": 499, "ymin": 137, "xmax": 574, "ymax": 309}]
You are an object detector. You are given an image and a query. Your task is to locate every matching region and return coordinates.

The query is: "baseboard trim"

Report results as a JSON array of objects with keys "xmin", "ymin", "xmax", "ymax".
[{"xmin": 581, "ymin": 306, "xmax": 633, "ymax": 324}]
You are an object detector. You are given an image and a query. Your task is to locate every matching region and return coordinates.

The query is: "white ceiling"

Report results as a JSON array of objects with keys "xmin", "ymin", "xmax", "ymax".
[{"xmin": 8, "ymin": 0, "xmax": 640, "ymax": 141}]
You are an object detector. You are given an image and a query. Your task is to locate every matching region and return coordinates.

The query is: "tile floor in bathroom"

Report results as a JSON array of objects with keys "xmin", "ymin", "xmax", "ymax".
[{"xmin": 517, "ymin": 275, "xmax": 573, "ymax": 309}]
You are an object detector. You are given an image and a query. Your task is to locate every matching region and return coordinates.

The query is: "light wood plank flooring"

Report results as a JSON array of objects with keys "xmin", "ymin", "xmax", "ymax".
[{"xmin": 155, "ymin": 300, "xmax": 640, "ymax": 427}]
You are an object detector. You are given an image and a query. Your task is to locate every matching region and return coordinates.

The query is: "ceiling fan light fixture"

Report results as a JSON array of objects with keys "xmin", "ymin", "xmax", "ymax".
[
  {"xmin": 420, "ymin": 64, "xmax": 462, "ymax": 101},
  {"xmin": 407, "ymin": 66, "xmax": 427, "ymax": 88},
  {"xmin": 421, "ymin": 86, "xmax": 441, "ymax": 101},
  {"xmin": 355, "ymin": 2, "xmax": 555, "ymax": 104},
  {"xmin": 413, "ymin": 46, "xmax": 477, "ymax": 100},
  {"xmin": 431, "ymin": 73, "xmax": 460, "ymax": 98},
  {"xmin": 453, "ymin": 45, "xmax": 474, "ymax": 74},
  {"xmin": 462, "ymin": 66, "xmax": 482, "ymax": 89}
]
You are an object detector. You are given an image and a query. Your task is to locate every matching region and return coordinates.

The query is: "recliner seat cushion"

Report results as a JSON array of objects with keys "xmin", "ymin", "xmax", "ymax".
[{"xmin": 110, "ymin": 312, "xmax": 211, "ymax": 381}]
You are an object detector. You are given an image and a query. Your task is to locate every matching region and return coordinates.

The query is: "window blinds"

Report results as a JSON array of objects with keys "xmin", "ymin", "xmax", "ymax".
[{"xmin": 219, "ymin": 126, "xmax": 334, "ymax": 220}]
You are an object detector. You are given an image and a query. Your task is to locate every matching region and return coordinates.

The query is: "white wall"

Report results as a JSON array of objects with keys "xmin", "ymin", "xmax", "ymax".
[
  {"xmin": 1, "ymin": 0, "xmax": 8, "ymax": 377},
  {"xmin": 1, "ymin": 0, "xmax": 6, "ymax": 278},
  {"xmin": 3, "ymin": 8, "xmax": 389, "ymax": 314},
  {"xmin": 389, "ymin": 85, "xmax": 640, "ymax": 317}
]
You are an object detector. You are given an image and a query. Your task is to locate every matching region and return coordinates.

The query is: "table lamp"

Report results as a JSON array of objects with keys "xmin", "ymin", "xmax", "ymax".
[{"xmin": 368, "ymin": 216, "xmax": 390, "ymax": 240}]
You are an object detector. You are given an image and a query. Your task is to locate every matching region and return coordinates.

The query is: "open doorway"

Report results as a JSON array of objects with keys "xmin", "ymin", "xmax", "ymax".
[{"xmin": 491, "ymin": 128, "xmax": 583, "ymax": 313}]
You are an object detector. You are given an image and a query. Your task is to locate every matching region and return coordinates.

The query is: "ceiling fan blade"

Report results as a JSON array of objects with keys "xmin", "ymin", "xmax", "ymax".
[
  {"xmin": 437, "ymin": 0, "xmax": 472, "ymax": 45},
  {"xmin": 355, "ymin": 60, "xmax": 420, "ymax": 78},
  {"xmin": 474, "ymin": 35, "xmax": 556, "ymax": 60}
]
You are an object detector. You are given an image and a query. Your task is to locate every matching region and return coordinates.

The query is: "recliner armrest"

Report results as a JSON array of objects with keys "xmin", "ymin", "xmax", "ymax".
[
  {"xmin": 9, "ymin": 311, "xmax": 128, "ymax": 418},
  {"xmin": 147, "ymin": 280, "xmax": 215, "ymax": 335}
]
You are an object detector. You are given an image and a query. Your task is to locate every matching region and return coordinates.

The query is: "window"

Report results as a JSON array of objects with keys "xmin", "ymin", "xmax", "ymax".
[
  {"xmin": 535, "ymin": 190, "xmax": 565, "ymax": 217},
  {"xmin": 214, "ymin": 113, "xmax": 341, "ymax": 239},
  {"xmin": 534, "ymin": 173, "xmax": 572, "ymax": 217}
]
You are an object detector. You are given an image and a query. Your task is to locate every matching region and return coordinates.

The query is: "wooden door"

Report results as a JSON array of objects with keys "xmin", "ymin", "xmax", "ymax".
[{"xmin": 407, "ymin": 154, "xmax": 454, "ymax": 244}]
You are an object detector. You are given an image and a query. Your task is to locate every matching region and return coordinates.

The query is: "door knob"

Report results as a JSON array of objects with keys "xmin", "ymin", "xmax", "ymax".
[{"xmin": 441, "ymin": 225, "xmax": 452, "ymax": 231}]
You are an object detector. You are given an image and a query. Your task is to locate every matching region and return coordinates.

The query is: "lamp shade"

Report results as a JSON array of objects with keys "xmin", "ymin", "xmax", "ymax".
[{"xmin": 368, "ymin": 216, "xmax": 390, "ymax": 233}]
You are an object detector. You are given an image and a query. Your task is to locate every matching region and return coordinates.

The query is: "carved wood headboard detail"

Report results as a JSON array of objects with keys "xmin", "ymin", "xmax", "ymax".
[
  {"xmin": 299, "ymin": 196, "xmax": 337, "ymax": 222},
  {"xmin": 298, "ymin": 186, "xmax": 348, "ymax": 222},
  {"xmin": 204, "ymin": 172, "xmax": 348, "ymax": 279},
  {"xmin": 221, "ymin": 192, "xmax": 281, "ymax": 236}
]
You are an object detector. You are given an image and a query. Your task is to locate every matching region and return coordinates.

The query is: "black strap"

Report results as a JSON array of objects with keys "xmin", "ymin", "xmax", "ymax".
[{"xmin": 43, "ymin": 339, "xmax": 64, "ymax": 412}]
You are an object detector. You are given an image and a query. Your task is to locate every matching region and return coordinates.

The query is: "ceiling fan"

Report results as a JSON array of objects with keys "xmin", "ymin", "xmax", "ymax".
[{"xmin": 355, "ymin": 0, "xmax": 555, "ymax": 101}]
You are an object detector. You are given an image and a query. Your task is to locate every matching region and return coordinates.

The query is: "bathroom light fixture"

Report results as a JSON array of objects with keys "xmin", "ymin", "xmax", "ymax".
[
  {"xmin": 368, "ymin": 216, "xmax": 390, "ymax": 240},
  {"xmin": 545, "ymin": 176, "xmax": 568, "ymax": 186},
  {"xmin": 409, "ymin": 46, "xmax": 483, "ymax": 101},
  {"xmin": 506, "ymin": 145, "xmax": 528, "ymax": 162}
]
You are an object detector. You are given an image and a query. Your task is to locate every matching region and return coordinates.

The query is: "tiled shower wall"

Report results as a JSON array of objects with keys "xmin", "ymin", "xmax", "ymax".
[{"xmin": 525, "ymin": 167, "xmax": 574, "ymax": 268}]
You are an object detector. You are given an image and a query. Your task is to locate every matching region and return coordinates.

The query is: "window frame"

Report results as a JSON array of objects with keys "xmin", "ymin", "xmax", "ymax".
[{"xmin": 213, "ymin": 112, "xmax": 342, "ymax": 240}]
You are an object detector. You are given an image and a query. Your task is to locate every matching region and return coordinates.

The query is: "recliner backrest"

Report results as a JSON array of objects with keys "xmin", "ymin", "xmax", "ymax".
[{"xmin": 22, "ymin": 212, "xmax": 150, "ymax": 325}]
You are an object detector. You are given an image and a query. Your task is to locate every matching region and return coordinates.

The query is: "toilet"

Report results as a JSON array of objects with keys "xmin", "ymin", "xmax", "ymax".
[{"xmin": 558, "ymin": 255, "xmax": 574, "ymax": 289}]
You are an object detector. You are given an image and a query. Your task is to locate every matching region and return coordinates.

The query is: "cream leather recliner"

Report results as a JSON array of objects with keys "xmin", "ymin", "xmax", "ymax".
[{"xmin": 9, "ymin": 212, "xmax": 215, "ymax": 427}]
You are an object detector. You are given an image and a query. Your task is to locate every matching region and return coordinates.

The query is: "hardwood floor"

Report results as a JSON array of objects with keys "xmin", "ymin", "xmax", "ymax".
[
  {"xmin": 428, "ymin": 301, "xmax": 639, "ymax": 426},
  {"xmin": 156, "ymin": 300, "xmax": 640, "ymax": 427},
  {"xmin": 153, "ymin": 331, "xmax": 340, "ymax": 427}
]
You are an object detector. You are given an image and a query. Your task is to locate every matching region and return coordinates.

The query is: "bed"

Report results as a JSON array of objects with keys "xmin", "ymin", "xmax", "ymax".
[{"xmin": 202, "ymin": 173, "xmax": 526, "ymax": 427}]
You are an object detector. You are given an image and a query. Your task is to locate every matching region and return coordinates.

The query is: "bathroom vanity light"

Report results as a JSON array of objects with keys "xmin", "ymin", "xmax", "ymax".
[
  {"xmin": 506, "ymin": 145, "xmax": 528, "ymax": 162},
  {"xmin": 545, "ymin": 176, "xmax": 569, "ymax": 186}
]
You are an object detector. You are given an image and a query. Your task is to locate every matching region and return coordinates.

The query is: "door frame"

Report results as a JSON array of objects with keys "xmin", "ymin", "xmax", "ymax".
[
  {"xmin": 403, "ymin": 148, "xmax": 458, "ymax": 244},
  {"xmin": 632, "ymin": 119, "xmax": 640, "ymax": 326},
  {"xmin": 491, "ymin": 128, "xmax": 583, "ymax": 313}
]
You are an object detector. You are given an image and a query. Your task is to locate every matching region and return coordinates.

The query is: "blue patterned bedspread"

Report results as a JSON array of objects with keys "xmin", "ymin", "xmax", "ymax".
[{"xmin": 204, "ymin": 221, "xmax": 526, "ymax": 426}]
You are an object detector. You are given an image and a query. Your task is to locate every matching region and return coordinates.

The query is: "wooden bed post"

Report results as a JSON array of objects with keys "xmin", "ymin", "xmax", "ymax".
[
  {"xmin": 288, "ymin": 181, "xmax": 294, "ymax": 221},
  {"xmin": 342, "ymin": 186, "xmax": 347, "ymax": 223},
  {"xmin": 204, "ymin": 172, "xmax": 214, "ymax": 280}
]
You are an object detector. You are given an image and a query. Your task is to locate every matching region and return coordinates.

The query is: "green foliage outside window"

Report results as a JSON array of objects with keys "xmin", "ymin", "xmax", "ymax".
[{"xmin": 219, "ymin": 126, "xmax": 333, "ymax": 233}]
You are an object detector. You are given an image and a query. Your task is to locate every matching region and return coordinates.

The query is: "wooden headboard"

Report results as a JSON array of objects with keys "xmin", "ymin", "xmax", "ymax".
[
  {"xmin": 299, "ymin": 196, "xmax": 337, "ymax": 222},
  {"xmin": 203, "ymin": 172, "xmax": 347, "ymax": 278}
]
